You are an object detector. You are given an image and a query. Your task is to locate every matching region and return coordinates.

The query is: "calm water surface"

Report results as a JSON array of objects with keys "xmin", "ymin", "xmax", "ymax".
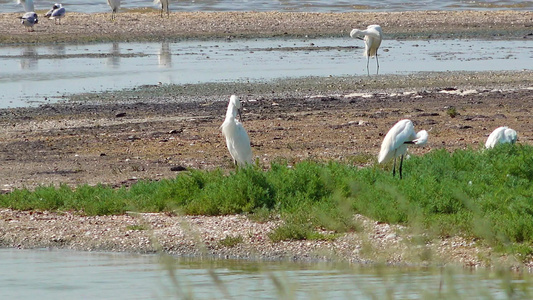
[
  {"xmin": 0, "ymin": 249, "xmax": 530, "ymax": 299},
  {"xmin": 0, "ymin": 38, "xmax": 531, "ymax": 108},
  {"xmin": 2, "ymin": 0, "xmax": 531, "ymax": 13}
]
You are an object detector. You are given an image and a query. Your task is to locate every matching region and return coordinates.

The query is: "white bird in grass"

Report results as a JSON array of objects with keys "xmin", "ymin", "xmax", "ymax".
[
  {"xmin": 378, "ymin": 119, "xmax": 428, "ymax": 179},
  {"xmin": 19, "ymin": 11, "xmax": 38, "ymax": 32},
  {"xmin": 17, "ymin": 0, "xmax": 34, "ymax": 12},
  {"xmin": 45, "ymin": 3, "xmax": 66, "ymax": 25},
  {"xmin": 220, "ymin": 95, "xmax": 253, "ymax": 167},
  {"xmin": 349, "ymin": 24, "xmax": 383, "ymax": 75},
  {"xmin": 485, "ymin": 126, "xmax": 517, "ymax": 149},
  {"xmin": 154, "ymin": 0, "xmax": 170, "ymax": 17},
  {"xmin": 107, "ymin": 0, "xmax": 121, "ymax": 20}
]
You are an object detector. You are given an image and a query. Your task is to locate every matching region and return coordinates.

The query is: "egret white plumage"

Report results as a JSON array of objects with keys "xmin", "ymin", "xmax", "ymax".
[
  {"xmin": 220, "ymin": 95, "xmax": 253, "ymax": 167},
  {"xmin": 17, "ymin": 0, "xmax": 34, "ymax": 12},
  {"xmin": 45, "ymin": 3, "xmax": 66, "ymax": 25},
  {"xmin": 485, "ymin": 126, "xmax": 517, "ymax": 149},
  {"xmin": 19, "ymin": 11, "xmax": 38, "ymax": 32},
  {"xmin": 154, "ymin": 0, "xmax": 170, "ymax": 17},
  {"xmin": 107, "ymin": 0, "xmax": 121, "ymax": 20},
  {"xmin": 378, "ymin": 119, "xmax": 428, "ymax": 179},
  {"xmin": 349, "ymin": 24, "xmax": 383, "ymax": 75}
]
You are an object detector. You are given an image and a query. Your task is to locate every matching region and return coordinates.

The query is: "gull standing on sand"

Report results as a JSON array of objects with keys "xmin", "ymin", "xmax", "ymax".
[
  {"xmin": 107, "ymin": 0, "xmax": 121, "ymax": 20},
  {"xmin": 220, "ymin": 95, "xmax": 253, "ymax": 167},
  {"xmin": 154, "ymin": 0, "xmax": 170, "ymax": 17},
  {"xmin": 45, "ymin": 3, "xmax": 66, "ymax": 25},
  {"xmin": 485, "ymin": 126, "xmax": 517, "ymax": 149},
  {"xmin": 378, "ymin": 119, "xmax": 428, "ymax": 179},
  {"xmin": 19, "ymin": 12, "xmax": 38, "ymax": 31},
  {"xmin": 349, "ymin": 24, "xmax": 383, "ymax": 75}
]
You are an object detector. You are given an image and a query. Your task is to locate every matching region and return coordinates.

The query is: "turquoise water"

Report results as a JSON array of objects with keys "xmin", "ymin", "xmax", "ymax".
[
  {"xmin": 0, "ymin": 249, "xmax": 530, "ymax": 299},
  {"xmin": 2, "ymin": 0, "xmax": 532, "ymax": 13}
]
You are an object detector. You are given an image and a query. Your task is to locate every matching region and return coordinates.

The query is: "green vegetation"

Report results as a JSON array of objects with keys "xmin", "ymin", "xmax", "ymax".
[
  {"xmin": 1, "ymin": 144, "xmax": 532, "ymax": 256},
  {"xmin": 218, "ymin": 235, "xmax": 244, "ymax": 247}
]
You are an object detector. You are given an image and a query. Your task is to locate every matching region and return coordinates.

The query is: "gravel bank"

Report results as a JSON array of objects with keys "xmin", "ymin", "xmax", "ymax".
[{"xmin": 1, "ymin": 10, "xmax": 532, "ymax": 43}]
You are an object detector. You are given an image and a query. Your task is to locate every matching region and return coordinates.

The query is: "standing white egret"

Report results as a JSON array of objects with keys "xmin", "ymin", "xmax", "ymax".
[
  {"xmin": 154, "ymin": 0, "xmax": 170, "ymax": 17},
  {"xmin": 485, "ymin": 126, "xmax": 517, "ymax": 149},
  {"xmin": 44, "ymin": 3, "xmax": 66, "ymax": 25},
  {"xmin": 107, "ymin": 0, "xmax": 121, "ymax": 20},
  {"xmin": 220, "ymin": 95, "xmax": 253, "ymax": 167},
  {"xmin": 17, "ymin": 0, "xmax": 34, "ymax": 12},
  {"xmin": 378, "ymin": 119, "xmax": 428, "ymax": 179},
  {"xmin": 19, "ymin": 12, "xmax": 38, "ymax": 32},
  {"xmin": 349, "ymin": 24, "xmax": 383, "ymax": 75}
]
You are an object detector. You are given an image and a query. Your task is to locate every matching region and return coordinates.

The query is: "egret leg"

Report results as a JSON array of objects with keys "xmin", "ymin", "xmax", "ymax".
[
  {"xmin": 366, "ymin": 56, "xmax": 370, "ymax": 76},
  {"xmin": 376, "ymin": 53, "xmax": 379, "ymax": 75},
  {"xmin": 392, "ymin": 156, "xmax": 397, "ymax": 177},
  {"xmin": 399, "ymin": 155, "xmax": 405, "ymax": 180}
]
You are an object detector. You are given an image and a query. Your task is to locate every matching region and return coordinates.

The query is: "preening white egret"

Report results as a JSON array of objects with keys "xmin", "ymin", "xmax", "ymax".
[
  {"xmin": 45, "ymin": 3, "xmax": 66, "ymax": 25},
  {"xmin": 485, "ymin": 126, "xmax": 517, "ymax": 149},
  {"xmin": 349, "ymin": 24, "xmax": 383, "ymax": 75},
  {"xmin": 107, "ymin": 0, "xmax": 121, "ymax": 20},
  {"xmin": 378, "ymin": 119, "xmax": 428, "ymax": 179},
  {"xmin": 154, "ymin": 0, "xmax": 170, "ymax": 17},
  {"xmin": 220, "ymin": 95, "xmax": 253, "ymax": 167},
  {"xmin": 19, "ymin": 11, "xmax": 38, "ymax": 32},
  {"xmin": 17, "ymin": 0, "xmax": 34, "ymax": 12}
]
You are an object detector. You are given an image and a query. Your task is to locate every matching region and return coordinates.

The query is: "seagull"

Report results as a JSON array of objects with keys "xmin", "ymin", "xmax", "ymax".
[
  {"xmin": 378, "ymin": 119, "xmax": 428, "ymax": 179},
  {"xmin": 19, "ymin": 11, "xmax": 38, "ymax": 32},
  {"xmin": 45, "ymin": 3, "xmax": 66, "ymax": 25}
]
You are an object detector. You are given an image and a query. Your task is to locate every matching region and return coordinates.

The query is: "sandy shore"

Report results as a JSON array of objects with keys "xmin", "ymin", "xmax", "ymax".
[
  {"xmin": 1, "ymin": 10, "xmax": 533, "ymax": 267},
  {"xmin": 1, "ymin": 10, "xmax": 532, "ymax": 43}
]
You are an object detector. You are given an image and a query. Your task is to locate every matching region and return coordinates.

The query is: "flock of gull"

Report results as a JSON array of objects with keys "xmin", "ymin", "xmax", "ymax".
[
  {"xmin": 13, "ymin": 1, "xmax": 519, "ymax": 178},
  {"xmin": 16, "ymin": 0, "xmax": 170, "ymax": 31}
]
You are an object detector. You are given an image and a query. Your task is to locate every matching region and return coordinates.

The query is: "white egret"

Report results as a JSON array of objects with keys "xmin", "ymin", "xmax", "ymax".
[
  {"xmin": 349, "ymin": 24, "xmax": 383, "ymax": 75},
  {"xmin": 485, "ymin": 126, "xmax": 517, "ymax": 149},
  {"xmin": 220, "ymin": 95, "xmax": 253, "ymax": 167},
  {"xmin": 17, "ymin": 0, "xmax": 34, "ymax": 12},
  {"xmin": 378, "ymin": 119, "xmax": 428, "ymax": 179},
  {"xmin": 154, "ymin": 0, "xmax": 170, "ymax": 17},
  {"xmin": 44, "ymin": 3, "xmax": 66, "ymax": 25},
  {"xmin": 19, "ymin": 12, "xmax": 38, "ymax": 32},
  {"xmin": 107, "ymin": 0, "xmax": 121, "ymax": 20}
]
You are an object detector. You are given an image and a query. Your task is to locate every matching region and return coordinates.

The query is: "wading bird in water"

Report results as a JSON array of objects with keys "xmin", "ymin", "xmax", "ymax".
[
  {"xmin": 220, "ymin": 95, "xmax": 253, "ymax": 167},
  {"xmin": 485, "ymin": 126, "xmax": 517, "ymax": 149},
  {"xmin": 107, "ymin": 0, "xmax": 121, "ymax": 20},
  {"xmin": 378, "ymin": 119, "xmax": 428, "ymax": 179},
  {"xmin": 350, "ymin": 24, "xmax": 383, "ymax": 75},
  {"xmin": 154, "ymin": 0, "xmax": 170, "ymax": 17}
]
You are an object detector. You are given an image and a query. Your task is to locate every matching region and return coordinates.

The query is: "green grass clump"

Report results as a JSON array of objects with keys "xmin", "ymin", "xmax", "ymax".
[
  {"xmin": 1, "ymin": 144, "xmax": 532, "ymax": 257},
  {"xmin": 219, "ymin": 235, "xmax": 244, "ymax": 247}
]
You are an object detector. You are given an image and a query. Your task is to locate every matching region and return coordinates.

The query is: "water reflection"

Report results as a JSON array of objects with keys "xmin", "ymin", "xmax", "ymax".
[
  {"xmin": 20, "ymin": 46, "xmax": 38, "ymax": 70},
  {"xmin": 107, "ymin": 42, "xmax": 121, "ymax": 68},
  {"xmin": 158, "ymin": 41, "xmax": 172, "ymax": 68}
]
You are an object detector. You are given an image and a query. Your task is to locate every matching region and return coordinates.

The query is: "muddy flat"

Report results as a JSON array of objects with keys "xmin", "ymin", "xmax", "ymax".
[{"xmin": 0, "ymin": 11, "xmax": 532, "ymax": 266}]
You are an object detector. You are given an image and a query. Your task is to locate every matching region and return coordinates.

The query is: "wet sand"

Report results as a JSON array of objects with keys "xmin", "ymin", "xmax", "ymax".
[{"xmin": 1, "ymin": 10, "xmax": 533, "ymax": 267}]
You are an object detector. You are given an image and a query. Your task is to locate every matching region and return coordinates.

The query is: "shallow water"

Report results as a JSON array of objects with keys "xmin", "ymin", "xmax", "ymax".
[
  {"xmin": 0, "ymin": 248, "xmax": 530, "ymax": 299},
  {"xmin": 0, "ymin": 38, "xmax": 531, "ymax": 108},
  {"xmin": 2, "ymin": 0, "xmax": 532, "ymax": 13}
]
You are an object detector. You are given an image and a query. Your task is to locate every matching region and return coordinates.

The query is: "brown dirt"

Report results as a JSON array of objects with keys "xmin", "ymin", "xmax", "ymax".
[{"xmin": 0, "ymin": 10, "xmax": 532, "ymax": 267}]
